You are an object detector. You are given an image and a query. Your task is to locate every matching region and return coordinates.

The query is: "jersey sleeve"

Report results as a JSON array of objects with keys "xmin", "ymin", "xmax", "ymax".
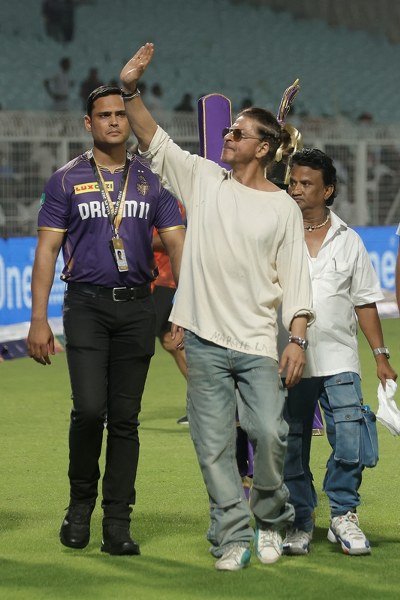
[
  {"xmin": 154, "ymin": 187, "xmax": 185, "ymax": 232},
  {"xmin": 37, "ymin": 171, "xmax": 70, "ymax": 231}
]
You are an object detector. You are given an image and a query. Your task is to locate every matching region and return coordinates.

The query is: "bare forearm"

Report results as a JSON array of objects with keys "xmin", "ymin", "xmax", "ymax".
[
  {"xmin": 355, "ymin": 304, "xmax": 384, "ymax": 349},
  {"xmin": 356, "ymin": 303, "xmax": 397, "ymax": 383},
  {"xmin": 289, "ymin": 315, "xmax": 308, "ymax": 339},
  {"xmin": 168, "ymin": 251, "xmax": 182, "ymax": 286},
  {"xmin": 120, "ymin": 43, "xmax": 159, "ymax": 150},
  {"xmin": 159, "ymin": 229, "xmax": 185, "ymax": 286},
  {"xmin": 31, "ymin": 258, "xmax": 57, "ymax": 321},
  {"xmin": 122, "ymin": 95, "xmax": 157, "ymax": 151},
  {"xmin": 31, "ymin": 241, "xmax": 61, "ymax": 321}
]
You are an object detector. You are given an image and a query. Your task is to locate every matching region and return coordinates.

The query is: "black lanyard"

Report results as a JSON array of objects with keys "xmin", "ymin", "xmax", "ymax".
[{"xmin": 89, "ymin": 153, "xmax": 130, "ymax": 238}]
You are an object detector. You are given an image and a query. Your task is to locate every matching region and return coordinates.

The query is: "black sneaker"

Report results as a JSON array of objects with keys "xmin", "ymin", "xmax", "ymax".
[
  {"xmin": 101, "ymin": 523, "xmax": 140, "ymax": 556},
  {"xmin": 177, "ymin": 415, "xmax": 189, "ymax": 425},
  {"xmin": 60, "ymin": 503, "xmax": 95, "ymax": 549}
]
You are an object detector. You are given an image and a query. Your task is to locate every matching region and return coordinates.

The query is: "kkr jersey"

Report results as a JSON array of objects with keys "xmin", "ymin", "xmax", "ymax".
[{"xmin": 38, "ymin": 151, "xmax": 184, "ymax": 287}]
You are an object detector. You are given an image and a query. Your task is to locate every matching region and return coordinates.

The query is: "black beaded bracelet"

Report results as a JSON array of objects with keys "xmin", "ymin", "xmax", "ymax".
[{"xmin": 121, "ymin": 88, "xmax": 141, "ymax": 101}]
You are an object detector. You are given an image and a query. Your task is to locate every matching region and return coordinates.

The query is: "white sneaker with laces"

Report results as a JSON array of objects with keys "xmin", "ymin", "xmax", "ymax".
[
  {"xmin": 255, "ymin": 529, "xmax": 282, "ymax": 564},
  {"xmin": 327, "ymin": 511, "xmax": 371, "ymax": 555},
  {"xmin": 283, "ymin": 528, "xmax": 313, "ymax": 555},
  {"xmin": 214, "ymin": 545, "xmax": 251, "ymax": 571}
]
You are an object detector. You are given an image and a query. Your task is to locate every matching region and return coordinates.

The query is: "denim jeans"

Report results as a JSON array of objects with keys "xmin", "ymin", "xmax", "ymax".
[
  {"xmin": 284, "ymin": 372, "xmax": 364, "ymax": 531},
  {"xmin": 184, "ymin": 331, "xmax": 294, "ymax": 556}
]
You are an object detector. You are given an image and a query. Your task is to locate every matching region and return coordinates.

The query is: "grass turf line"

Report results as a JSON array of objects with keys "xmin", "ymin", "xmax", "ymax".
[{"xmin": 0, "ymin": 321, "xmax": 400, "ymax": 599}]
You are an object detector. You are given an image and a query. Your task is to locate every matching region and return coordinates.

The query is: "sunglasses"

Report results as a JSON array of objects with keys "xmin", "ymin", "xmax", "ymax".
[{"xmin": 222, "ymin": 127, "xmax": 264, "ymax": 142}]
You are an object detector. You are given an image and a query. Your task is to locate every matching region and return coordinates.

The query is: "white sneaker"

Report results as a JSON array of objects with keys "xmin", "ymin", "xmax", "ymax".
[
  {"xmin": 215, "ymin": 545, "xmax": 251, "ymax": 571},
  {"xmin": 255, "ymin": 529, "xmax": 282, "ymax": 564},
  {"xmin": 283, "ymin": 528, "xmax": 313, "ymax": 555},
  {"xmin": 327, "ymin": 512, "xmax": 371, "ymax": 555}
]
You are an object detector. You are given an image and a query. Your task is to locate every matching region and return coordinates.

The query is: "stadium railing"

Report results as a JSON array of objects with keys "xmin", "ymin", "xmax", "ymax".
[{"xmin": 1, "ymin": 111, "xmax": 400, "ymax": 237}]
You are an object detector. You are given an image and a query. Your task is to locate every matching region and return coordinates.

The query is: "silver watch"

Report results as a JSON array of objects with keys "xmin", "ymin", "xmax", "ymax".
[
  {"xmin": 288, "ymin": 335, "xmax": 308, "ymax": 351},
  {"xmin": 373, "ymin": 347, "xmax": 390, "ymax": 359}
]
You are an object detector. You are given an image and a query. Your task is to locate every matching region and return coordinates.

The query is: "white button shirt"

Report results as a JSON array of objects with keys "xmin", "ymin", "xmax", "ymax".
[{"xmin": 303, "ymin": 210, "xmax": 383, "ymax": 377}]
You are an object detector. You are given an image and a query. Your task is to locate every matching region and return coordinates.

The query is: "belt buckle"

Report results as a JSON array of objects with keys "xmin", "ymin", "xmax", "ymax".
[{"xmin": 112, "ymin": 287, "xmax": 127, "ymax": 301}]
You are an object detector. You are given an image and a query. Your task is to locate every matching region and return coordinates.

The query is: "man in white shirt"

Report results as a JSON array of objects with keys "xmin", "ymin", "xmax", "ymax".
[
  {"xmin": 44, "ymin": 57, "xmax": 73, "ymax": 111},
  {"xmin": 119, "ymin": 43, "xmax": 314, "ymax": 571},
  {"xmin": 282, "ymin": 148, "xmax": 397, "ymax": 557}
]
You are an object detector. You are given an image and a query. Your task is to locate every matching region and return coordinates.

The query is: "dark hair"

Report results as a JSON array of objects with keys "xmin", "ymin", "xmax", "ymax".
[
  {"xmin": 235, "ymin": 107, "xmax": 282, "ymax": 166},
  {"xmin": 290, "ymin": 147, "xmax": 337, "ymax": 205},
  {"xmin": 86, "ymin": 85, "xmax": 122, "ymax": 116}
]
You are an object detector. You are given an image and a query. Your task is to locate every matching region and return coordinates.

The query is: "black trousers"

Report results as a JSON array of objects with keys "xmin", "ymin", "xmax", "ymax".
[
  {"xmin": 63, "ymin": 286, "xmax": 156, "ymax": 521},
  {"xmin": 152, "ymin": 285, "xmax": 175, "ymax": 338}
]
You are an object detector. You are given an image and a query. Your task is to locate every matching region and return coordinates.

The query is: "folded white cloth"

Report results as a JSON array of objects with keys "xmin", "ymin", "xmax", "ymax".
[{"xmin": 376, "ymin": 379, "xmax": 400, "ymax": 436}]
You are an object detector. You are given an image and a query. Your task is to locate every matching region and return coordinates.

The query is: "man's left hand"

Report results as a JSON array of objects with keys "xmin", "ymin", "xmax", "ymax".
[
  {"xmin": 279, "ymin": 343, "xmax": 306, "ymax": 387},
  {"xmin": 170, "ymin": 323, "xmax": 185, "ymax": 350}
]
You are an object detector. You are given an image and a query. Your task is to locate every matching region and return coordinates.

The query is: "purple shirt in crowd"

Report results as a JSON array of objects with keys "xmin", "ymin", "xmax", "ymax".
[{"xmin": 38, "ymin": 151, "xmax": 184, "ymax": 287}]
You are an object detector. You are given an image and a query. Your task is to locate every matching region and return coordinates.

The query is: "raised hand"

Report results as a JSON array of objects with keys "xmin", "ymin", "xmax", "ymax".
[{"xmin": 120, "ymin": 43, "xmax": 155, "ymax": 92}]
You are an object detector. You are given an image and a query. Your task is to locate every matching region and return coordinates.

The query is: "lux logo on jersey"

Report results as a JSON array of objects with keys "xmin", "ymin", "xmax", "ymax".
[
  {"xmin": 78, "ymin": 200, "xmax": 150, "ymax": 220},
  {"xmin": 74, "ymin": 181, "xmax": 114, "ymax": 194}
]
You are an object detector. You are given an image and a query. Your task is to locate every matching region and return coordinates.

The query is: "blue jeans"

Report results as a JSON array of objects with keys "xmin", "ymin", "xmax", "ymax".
[
  {"xmin": 284, "ymin": 372, "xmax": 364, "ymax": 531},
  {"xmin": 184, "ymin": 331, "xmax": 294, "ymax": 556}
]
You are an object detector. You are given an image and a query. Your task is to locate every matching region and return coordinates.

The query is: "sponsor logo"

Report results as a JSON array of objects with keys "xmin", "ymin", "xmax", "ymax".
[
  {"xmin": 74, "ymin": 181, "xmax": 114, "ymax": 195},
  {"xmin": 78, "ymin": 200, "xmax": 150, "ymax": 220}
]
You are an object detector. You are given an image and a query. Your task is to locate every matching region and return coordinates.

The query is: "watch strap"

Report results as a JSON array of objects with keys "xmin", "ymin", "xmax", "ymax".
[
  {"xmin": 288, "ymin": 335, "xmax": 308, "ymax": 351},
  {"xmin": 373, "ymin": 347, "xmax": 390, "ymax": 359}
]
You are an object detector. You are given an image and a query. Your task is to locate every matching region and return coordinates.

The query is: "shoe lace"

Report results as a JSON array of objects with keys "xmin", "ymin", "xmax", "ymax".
[
  {"xmin": 225, "ymin": 545, "xmax": 247, "ymax": 563},
  {"xmin": 258, "ymin": 529, "xmax": 281, "ymax": 551},
  {"xmin": 335, "ymin": 512, "xmax": 365, "ymax": 541},
  {"xmin": 230, "ymin": 546, "xmax": 244, "ymax": 562}
]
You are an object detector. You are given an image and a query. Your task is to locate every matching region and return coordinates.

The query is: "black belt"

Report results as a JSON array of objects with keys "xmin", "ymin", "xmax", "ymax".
[{"xmin": 67, "ymin": 281, "xmax": 151, "ymax": 301}]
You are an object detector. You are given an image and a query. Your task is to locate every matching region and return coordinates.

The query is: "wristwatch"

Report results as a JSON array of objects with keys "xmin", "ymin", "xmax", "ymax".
[
  {"xmin": 288, "ymin": 335, "xmax": 308, "ymax": 351},
  {"xmin": 373, "ymin": 347, "xmax": 390, "ymax": 359}
]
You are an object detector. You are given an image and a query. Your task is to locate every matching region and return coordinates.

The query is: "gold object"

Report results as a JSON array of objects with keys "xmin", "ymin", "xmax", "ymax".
[
  {"xmin": 273, "ymin": 79, "xmax": 303, "ymax": 185},
  {"xmin": 137, "ymin": 175, "xmax": 150, "ymax": 195},
  {"xmin": 304, "ymin": 212, "xmax": 331, "ymax": 231}
]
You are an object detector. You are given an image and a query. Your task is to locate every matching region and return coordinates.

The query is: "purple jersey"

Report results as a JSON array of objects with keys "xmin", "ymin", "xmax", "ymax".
[{"xmin": 38, "ymin": 151, "xmax": 184, "ymax": 287}]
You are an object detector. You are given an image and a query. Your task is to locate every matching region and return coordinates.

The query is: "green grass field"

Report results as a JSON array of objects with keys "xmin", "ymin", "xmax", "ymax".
[{"xmin": 1, "ymin": 320, "xmax": 400, "ymax": 600}]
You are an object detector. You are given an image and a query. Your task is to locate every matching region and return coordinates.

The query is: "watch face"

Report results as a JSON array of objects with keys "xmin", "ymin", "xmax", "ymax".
[
  {"xmin": 289, "ymin": 336, "xmax": 308, "ymax": 350},
  {"xmin": 374, "ymin": 348, "xmax": 390, "ymax": 358}
]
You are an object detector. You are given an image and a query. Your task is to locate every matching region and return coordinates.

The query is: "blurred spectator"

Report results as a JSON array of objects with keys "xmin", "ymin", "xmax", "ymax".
[
  {"xmin": 80, "ymin": 67, "xmax": 103, "ymax": 110},
  {"xmin": 42, "ymin": 0, "xmax": 75, "ymax": 42},
  {"xmin": 240, "ymin": 96, "xmax": 253, "ymax": 110},
  {"xmin": 147, "ymin": 83, "xmax": 164, "ymax": 112},
  {"xmin": 174, "ymin": 93, "xmax": 194, "ymax": 112},
  {"xmin": 44, "ymin": 57, "xmax": 74, "ymax": 111},
  {"xmin": 357, "ymin": 111, "xmax": 374, "ymax": 124}
]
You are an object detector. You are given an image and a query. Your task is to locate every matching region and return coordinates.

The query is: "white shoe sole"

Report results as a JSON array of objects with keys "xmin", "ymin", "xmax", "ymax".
[
  {"xmin": 282, "ymin": 544, "xmax": 310, "ymax": 556},
  {"xmin": 256, "ymin": 551, "xmax": 281, "ymax": 564},
  {"xmin": 327, "ymin": 528, "xmax": 371, "ymax": 555}
]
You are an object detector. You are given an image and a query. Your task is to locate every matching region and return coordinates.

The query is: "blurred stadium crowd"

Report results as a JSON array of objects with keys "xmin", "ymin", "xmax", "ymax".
[{"xmin": 1, "ymin": 0, "xmax": 400, "ymax": 236}]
